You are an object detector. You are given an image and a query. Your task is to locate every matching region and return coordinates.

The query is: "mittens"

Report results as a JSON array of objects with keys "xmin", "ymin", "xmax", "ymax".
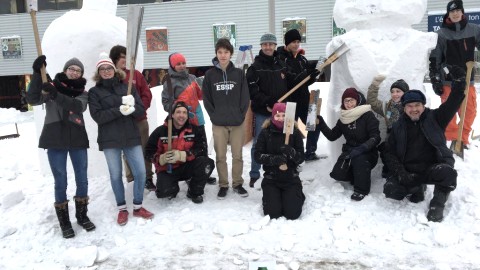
[
  {"xmin": 42, "ymin": 82, "xmax": 58, "ymax": 99},
  {"xmin": 280, "ymin": 145, "xmax": 296, "ymax": 160},
  {"xmin": 32, "ymin": 55, "xmax": 47, "ymax": 73},
  {"xmin": 120, "ymin": 105, "xmax": 135, "ymax": 116},
  {"xmin": 122, "ymin": 95, "xmax": 135, "ymax": 106}
]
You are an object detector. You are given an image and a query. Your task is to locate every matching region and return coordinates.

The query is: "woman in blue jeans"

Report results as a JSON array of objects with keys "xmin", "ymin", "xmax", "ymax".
[
  {"xmin": 88, "ymin": 53, "xmax": 154, "ymax": 226},
  {"xmin": 27, "ymin": 55, "xmax": 95, "ymax": 238}
]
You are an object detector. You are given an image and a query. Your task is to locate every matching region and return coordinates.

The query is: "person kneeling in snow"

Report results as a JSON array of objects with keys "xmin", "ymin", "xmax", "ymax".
[
  {"xmin": 145, "ymin": 101, "xmax": 215, "ymax": 204},
  {"xmin": 383, "ymin": 66, "xmax": 465, "ymax": 222},
  {"xmin": 254, "ymin": 103, "xmax": 305, "ymax": 220}
]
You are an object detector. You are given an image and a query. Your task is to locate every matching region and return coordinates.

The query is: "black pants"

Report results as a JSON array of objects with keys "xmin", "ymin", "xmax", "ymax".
[
  {"xmin": 384, "ymin": 163, "xmax": 457, "ymax": 200},
  {"xmin": 155, "ymin": 156, "xmax": 214, "ymax": 198},
  {"xmin": 331, "ymin": 151, "xmax": 377, "ymax": 195},
  {"xmin": 261, "ymin": 179, "xmax": 305, "ymax": 220}
]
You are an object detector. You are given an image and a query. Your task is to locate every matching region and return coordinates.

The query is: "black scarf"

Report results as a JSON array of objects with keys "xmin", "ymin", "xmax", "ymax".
[{"xmin": 53, "ymin": 73, "xmax": 86, "ymax": 97}]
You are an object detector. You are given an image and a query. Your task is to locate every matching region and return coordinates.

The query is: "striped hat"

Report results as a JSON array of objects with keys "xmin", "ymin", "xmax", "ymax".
[{"xmin": 95, "ymin": 52, "xmax": 116, "ymax": 71}]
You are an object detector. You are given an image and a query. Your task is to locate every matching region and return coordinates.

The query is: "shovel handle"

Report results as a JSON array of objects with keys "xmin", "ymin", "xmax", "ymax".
[
  {"xmin": 454, "ymin": 61, "xmax": 475, "ymax": 153},
  {"xmin": 30, "ymin": 10, "xmax": 48, "ymax": 83}
]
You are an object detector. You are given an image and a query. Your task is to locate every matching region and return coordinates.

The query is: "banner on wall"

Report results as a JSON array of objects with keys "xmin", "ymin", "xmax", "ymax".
[
  {"xmin": 282, "ymin": 18, "xmax": 307, "ymax": 43},
  {"xmin": 428, "ymin": 9, "xmax": 480, "ymax": 32},
  {"xmin": 146, "ymin": 27, "xmax": 168, "ymax": 52},
  {"xmin": 1, "ymin": 35, "xmax": 22, "ymax": 59},
  {"xmin": 213, "ymin": 23, "xmax": 236, "ymax": 48}
]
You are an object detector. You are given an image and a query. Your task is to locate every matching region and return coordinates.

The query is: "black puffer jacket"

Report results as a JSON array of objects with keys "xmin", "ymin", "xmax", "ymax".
[
  {"xmin": 385, "ymin": 82, "xmax": 465, "ymax": 174},
  {"xmin": 254, "ymin": 120, "xmax": 305, "ymax": 184},
  {"xmin": 277, "ymin": 46, "xmax": 317, "ymax": 122},
  {"xmin": 318, "ymin": 109, "xmax": 380, "ymax": 155},
  {"xmin": 27, "ymin": 72, "xmax": 89, "ymax": 149},
  {"xmin": 246, "ymin": 50, "xmax": 288, "ymax": 115},
  {"xmin": 88, "ymin": 77, "xmax": 145, "ymax": 150}
]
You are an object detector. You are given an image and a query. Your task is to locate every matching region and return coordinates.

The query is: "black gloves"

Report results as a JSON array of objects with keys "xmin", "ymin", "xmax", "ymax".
[
  {"xmin": 271, "ymin": 155, "xmax": 287, "ymax": 166},
  {"xmin": 267, "ymin": 97, "xmax": 277, "ymax": 108},
  {"xmin": 448, "ymin": 65, "xmax": 466, "ymax": 81},
  {"xmin": 280, "ymin": 145, "xmax": 296, "ymax": 160},
  {"xmin": 397, "ymin": 170, "xmax": 416, "ymax": 186},
  {"xmin": 42, "ymin": 82, "xmax": 57, "ymax": 99},
  {"xmin": 430, "ymin": 74, "xmax": 443, "ymax": 96},
  {"xmin": 345, "ymin": 144, "xmax": 368, "ymax": 159},
  {"xmin": 32, "ymin": 55, "xmax": 47, "ymax": 73}
]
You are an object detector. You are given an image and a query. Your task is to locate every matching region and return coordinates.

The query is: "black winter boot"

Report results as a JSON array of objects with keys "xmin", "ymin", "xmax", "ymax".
[
  {"xmin": 427, "ymin": 187, "xmax": 450, "ymax": 222},
  {"xmin": 54, "ymin": 201, "xmax": 75, "ymax": 238},
  {"xmin": 74, "ymin": 196, "xmax": 96, "ymax": 232},
  {"xmin": 408, "ymin": 184, "xmax": 427, "ymax": 203}
]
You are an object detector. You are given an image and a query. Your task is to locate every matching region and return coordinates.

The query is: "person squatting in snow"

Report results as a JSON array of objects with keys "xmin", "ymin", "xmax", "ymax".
[
  {"xmin": 318, "ymin": 88, "xmax": 381, "ymax": 201},
  {"xmin": 160, "ymin": 52, "xmax": 216, "ymax": 185},
  {"xmin": 109, "ymin": 45, "xmax": 155, "ymax": 191},
  {"xmin": 88, "ymin": 52, "xmax": 154, "ymax": 226},
  {"xmin": 429, "ymin": 0, "xmax": 480, "ymax": 148},
  {"xmin": 254, "ymin": 103, "xmax": 306, "ymax": 220},
  {"xmin": 383, "ymin": 65, "xmax": 466, "ymax": 222},
  {"xmin": 367, "ymin": 76, "xmax": 409, "ymax": 178},
  {"xmin": 145, "ymin": 101, "xmax": 215, "ymax": 204},
  {"xmin": 27, "ymin": 55, "xmax": 96, "ymax": 239},
  {"xmin": 201, "ymin": 38, "xmax": 250, "ymax": 200}
]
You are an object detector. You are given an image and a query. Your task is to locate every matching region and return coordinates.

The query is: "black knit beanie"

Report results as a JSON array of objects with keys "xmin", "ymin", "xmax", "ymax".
[
  {"xmin": 390, "ymin": 79, "xmax": 409, "ymax": 93},
  {"xmin": 284, "ymin": 29, "xmax": 302, "ymax": 46},
  {"xmin": 446, "ymin": 0, "xmax": 464, "ymax": 13},
  {"xmin": 401, "ymin": 90, "xmax": 426, "ymax": 106}
]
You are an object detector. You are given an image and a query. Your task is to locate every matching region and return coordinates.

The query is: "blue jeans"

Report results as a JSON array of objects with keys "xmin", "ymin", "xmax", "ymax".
[
  {"xmin": 103, "ymin": 145, "xmax": 146, "ymax": 206},
  {"xmin": 47, "ymin": 149, "xmax": 88, "ymax": 204},
  {"xmin": 250, "ymin": 113, "xmax": 270, "ymax": 179}
]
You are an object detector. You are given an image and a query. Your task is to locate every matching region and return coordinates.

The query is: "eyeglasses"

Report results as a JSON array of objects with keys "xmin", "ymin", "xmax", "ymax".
[
  {"xmin": 67, "ymin": 67, "xmax": 82, "ymax": 74},
  {"xmin": 344, "ymin": 98, "xmax": 357, "ymax": 104},
  {"xmin": 99, "ymin": 67, "xmax": 114, "ymax": 72}
]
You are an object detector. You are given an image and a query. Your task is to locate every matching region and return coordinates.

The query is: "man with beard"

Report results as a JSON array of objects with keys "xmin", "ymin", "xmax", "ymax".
[{"xmin": 383, "ymin": 66, "xmax": 466, "ymax": 222}]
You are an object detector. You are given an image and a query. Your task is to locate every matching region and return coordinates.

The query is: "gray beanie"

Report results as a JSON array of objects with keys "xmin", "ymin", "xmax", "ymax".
[
  {"xmin": 63, "ymin": 57, "xmax": 84, "ymax": 74},
  {"xmin": 260, "ymin": 33, "xmax": 277, "ymax": 45}
]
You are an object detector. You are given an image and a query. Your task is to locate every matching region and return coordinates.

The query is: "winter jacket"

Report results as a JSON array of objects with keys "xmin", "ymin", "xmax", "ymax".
[
  {"xmin": 277, "ymin": 46, "xmax": 317, "ymax": 122},
  {"xmin": 318, "ymin": 106, "xmax": 381, "ymax": 155},
  {"xmin": 430, "ymin": 15, "xmax": 480, "ymax": 84},
  {"xmin": 26, "ymin": 72, "xmax": 89, "ymax": 150},
  {"xmin": 246, "ymin": 50, "xmax": 289, "ymax": 115},
  {"xmin": 122, "ymin": 69, "xmax": 152, "ymax": 121},
  {"xmin": 145, "ymin": 121, "xmax": 207, "ymax": 173},
  {"xmin": 385, "ymin": 81, "xmax": 465, "ymax": 175},
  {"xmin": 202, "ymin": 58, "xmax": 249, "ymax": 126},
  {"xmin": 367, "ymin": 80, "xmax": 403, "ymax": 132},
  {"xmin": 88, "ymin": 77, "xmax": 145, "ymax": 151},
  {"xmin": 254, "ymin": 120, "xmax": 304, "ymax": 184},
  {"xmin": 161, "ymin": 67, "xmax": 205, "ymax": 126}
]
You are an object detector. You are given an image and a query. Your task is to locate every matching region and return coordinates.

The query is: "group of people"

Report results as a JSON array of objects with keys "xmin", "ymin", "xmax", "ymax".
[{"xmin": 27, "ymin": 0, "xmax": 478, "ymax": 239}]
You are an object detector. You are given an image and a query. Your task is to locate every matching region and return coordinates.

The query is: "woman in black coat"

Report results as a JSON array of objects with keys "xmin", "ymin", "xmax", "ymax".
[
  {"xmin": 318, "ymin": 88, "xmax": 380, "ymax": 201},
  {"xmin": 254, "ymin": 103, "xmax": 305, "ymax": 220}
]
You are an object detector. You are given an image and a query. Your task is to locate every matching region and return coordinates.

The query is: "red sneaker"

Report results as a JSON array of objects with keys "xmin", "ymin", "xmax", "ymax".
[
  {"xmin": 117, "ymin": 210, "xmax": 129, "ymax": 226},
  {"xmin": 133, "ymin": 207, "xmax": 154, "ymax": 219}
]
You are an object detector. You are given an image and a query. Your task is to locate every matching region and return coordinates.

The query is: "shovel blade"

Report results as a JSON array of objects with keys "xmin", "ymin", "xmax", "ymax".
[{"xmin": 450, "ymin": 140, "xmax": 464, "ymax": 160}]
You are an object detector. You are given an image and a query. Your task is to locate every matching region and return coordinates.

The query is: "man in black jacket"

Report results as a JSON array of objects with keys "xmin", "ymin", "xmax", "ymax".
[
  {"xmin": 246, "ymin": 33, "xmax": 289, "ymax": 187},
  {"xmin": 277, "ymin": 29, "xmax": 321, "ymax": 161},
  {"xmin": 383, "ymin": 66, "xmax": 466, "ymax": 222}
]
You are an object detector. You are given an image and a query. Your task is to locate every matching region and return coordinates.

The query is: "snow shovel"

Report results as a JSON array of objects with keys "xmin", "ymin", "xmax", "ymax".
[
  {"xmin": 27, "ymin": 0, "xmax": 47, "ymax": 84},
  {"xmin": 126, "ymin": 5, "xmax": 144, "ymax": 95},
  {"xmin": 450, "ymin": 61, "xmax": 475, "ymax": 159},
  {"xmin": 279, "ymin": 102, "xmax": 296, "ymax": 171},
  {"xmin": 0, "ymin": 123, "xmax": 20, "ymax": 140},
  {"xmin": 277, "ymin": 42, "xmax": 349, "ymax": 103}
]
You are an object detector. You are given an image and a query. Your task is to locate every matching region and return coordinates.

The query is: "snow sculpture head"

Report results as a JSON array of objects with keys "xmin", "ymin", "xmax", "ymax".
[
  {"xmin": 42, "ymin": 0, "xmax": 144, "ymax": 89},
  {"xmin": 333, "ymin": 0, "xmax": 427, "ymax": 30}
]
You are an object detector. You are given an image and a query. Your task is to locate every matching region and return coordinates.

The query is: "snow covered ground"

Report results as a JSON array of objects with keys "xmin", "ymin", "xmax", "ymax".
[{"xmin": 0, "ymin": 84, "xmax": 479, "ymax": 270}]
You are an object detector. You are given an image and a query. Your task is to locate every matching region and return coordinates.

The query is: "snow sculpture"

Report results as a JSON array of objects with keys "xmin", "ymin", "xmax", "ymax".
[
  {"xmin": 42, "ymin": 0, "xmax": 144, "ymax": 88},
  {"xmin": 326, "ymin": 0, "xmax": 437, "ymax": 157}
]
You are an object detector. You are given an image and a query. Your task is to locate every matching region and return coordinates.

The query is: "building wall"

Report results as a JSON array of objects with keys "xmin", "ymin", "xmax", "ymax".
[{"xmin": 0, "ymin": 0, "xmax": 478, "ymax": 76}]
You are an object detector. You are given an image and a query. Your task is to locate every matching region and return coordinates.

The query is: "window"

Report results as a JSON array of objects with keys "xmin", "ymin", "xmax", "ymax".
[{"xmin": 38, "ymin": 0, "xmax": 83, "ymax": 11}]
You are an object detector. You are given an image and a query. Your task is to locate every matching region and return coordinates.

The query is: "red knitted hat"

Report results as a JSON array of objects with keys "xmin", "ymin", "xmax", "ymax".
[
  {"xmin": 169, "ymin": 53, "xmax": 186, "ymax": 69},
  {"xmin": 96, "ymin": 52, "xmax": 116, "ymax": 71}
]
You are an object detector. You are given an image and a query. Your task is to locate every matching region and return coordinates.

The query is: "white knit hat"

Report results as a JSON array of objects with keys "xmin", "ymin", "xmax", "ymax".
[{"xmin": 95, "ymin": 52, "xmax": 116, "ymax": 71}]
